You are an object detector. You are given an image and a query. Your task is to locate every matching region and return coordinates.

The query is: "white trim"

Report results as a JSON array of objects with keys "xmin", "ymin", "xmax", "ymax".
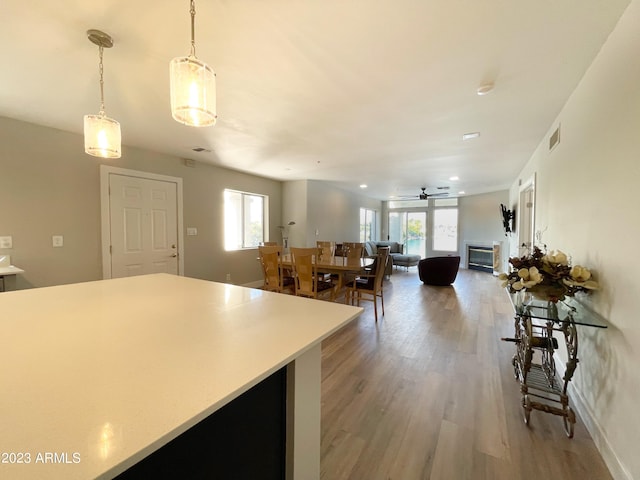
[
  {"xmin": 517, "ymin": 173, "xmax": 536, "ymax": 256},
  {"xmin": 555, "ymin": 355, "xmax": 631, "ymax": 480},
  {"xmin": 100, "ymin": 165, "xmax": 185, "ymax": 279}
]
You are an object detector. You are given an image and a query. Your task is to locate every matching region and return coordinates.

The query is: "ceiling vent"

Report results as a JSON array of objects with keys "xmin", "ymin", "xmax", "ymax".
[{"xmin": 549, "ymin": 125, "xmax": 561, "ymax": 151}]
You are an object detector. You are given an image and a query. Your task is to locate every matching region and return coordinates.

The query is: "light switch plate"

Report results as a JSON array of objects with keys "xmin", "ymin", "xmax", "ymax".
[
  {"xmin": 52, "ymin": 235, "xmax": 64, "ymax": 247},
  {"xmin": 0, "ymin": 236, "xmax": 13, "ymax": 249},
  {"xmin": 187, "ymin": 227, "xmax": 198, "ymax": 236}
]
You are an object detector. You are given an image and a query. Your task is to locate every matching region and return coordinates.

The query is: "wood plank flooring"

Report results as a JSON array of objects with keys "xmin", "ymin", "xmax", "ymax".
[{"xmin": 320, "ymin": 268, "xmax": 612, "ymax": 480}]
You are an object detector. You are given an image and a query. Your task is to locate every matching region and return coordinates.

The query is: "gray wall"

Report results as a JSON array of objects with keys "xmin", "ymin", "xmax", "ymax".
[
  {"xmin": 458, "ymin": 190, "xmax": 509, "ymax": 271},
  {"xmin": 0, "ymin": 116, "xmax": 283, "ymax": 288},
  {"xmin": 284, "ymin": 180, "xmax": 382, "ymax": 247}
]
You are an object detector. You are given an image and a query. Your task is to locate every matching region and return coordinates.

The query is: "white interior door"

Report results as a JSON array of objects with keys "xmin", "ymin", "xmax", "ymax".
[
  {"xmin": 518, "ymin": 175, "xmax": 536, "ymax": 256},
  {"xmin": 109, "ymin": 173, "xmax": 179, "ymax": 278}
]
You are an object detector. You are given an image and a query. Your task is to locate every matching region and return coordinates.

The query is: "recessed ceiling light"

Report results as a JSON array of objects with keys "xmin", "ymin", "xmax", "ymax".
[
  {"xmin": 477, "ymin": 83, "xmax": 494, "ymax": 95},
  {"xmin": 462, "ymin": 132, "xmax": 480, "ymax": 140},
  {"xmin": 458, "ymin": 191, "xmax": 465, "ymax": 195},
  {"xmin": 360, "ymin": 184, "xmax": 367, "ymax": 189},
  {"xmin": 191, "ymin": 147, "xmax": 211, "ymax": 153},
  {"xmin": 449, "ymin": 176, "xmax": 459, "ymax": 181}
]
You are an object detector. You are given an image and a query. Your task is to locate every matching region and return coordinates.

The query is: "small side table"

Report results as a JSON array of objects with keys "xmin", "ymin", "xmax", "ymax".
[{"xmin": 505, "ymin": 292, "xmax": 607, "ymax": 437}]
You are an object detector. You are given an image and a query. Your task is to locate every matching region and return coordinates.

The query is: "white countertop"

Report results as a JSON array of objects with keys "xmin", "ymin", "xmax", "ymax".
[
  {"xmin": 0, "ymin": 265, "xmax": 24, "ymax": 275},
  {"xmin": 0, "ymin": 274, "xmax": 362, "ymax": 479},
  {"xmin": 0, "ymin": 255, "xmax": 24, "ymax": 276}
]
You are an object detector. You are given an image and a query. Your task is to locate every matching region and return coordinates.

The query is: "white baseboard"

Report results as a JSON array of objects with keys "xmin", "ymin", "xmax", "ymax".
[{"xmin": 555, "ymin": 355, "xmax": 631, "ymax": 480}]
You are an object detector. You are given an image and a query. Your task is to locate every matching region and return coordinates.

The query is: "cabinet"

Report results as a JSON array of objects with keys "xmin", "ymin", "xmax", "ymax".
[{"xmin": 506, "ymin": 293, "xmax": 607, "ymax": 437}]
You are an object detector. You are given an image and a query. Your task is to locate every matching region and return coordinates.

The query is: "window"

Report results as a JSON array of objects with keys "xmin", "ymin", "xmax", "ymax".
[
  {"xmin": 432, "ymin": 207, "xmax": 458, "ymax": 252},
  {"xmin": 224, "ymin": 189, "xmax": 268, "ymax": 250},
  {"xmin": 360, "ymin": 208, "xmax": 376, "ymax": 242}
]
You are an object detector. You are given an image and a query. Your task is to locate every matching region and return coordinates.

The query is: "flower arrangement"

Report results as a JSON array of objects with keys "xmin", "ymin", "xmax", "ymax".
[{"xmin": 498, "ymin": 245, "xmax": 599, "ymax": 302}]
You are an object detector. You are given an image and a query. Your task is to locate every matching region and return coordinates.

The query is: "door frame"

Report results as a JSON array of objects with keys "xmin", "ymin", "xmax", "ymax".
[
  {"xmin": 517, "ymin": 173, "xmax": 536, "ymax": 256},
  {"xmin": 100, "ymin": 165, "xmax": 185, "ymax": 279}
]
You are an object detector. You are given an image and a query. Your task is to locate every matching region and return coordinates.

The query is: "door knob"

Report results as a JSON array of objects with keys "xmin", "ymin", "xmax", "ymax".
[{"xmin": 171, "ymin": 253, "xmax": 178, "ymax": 258}]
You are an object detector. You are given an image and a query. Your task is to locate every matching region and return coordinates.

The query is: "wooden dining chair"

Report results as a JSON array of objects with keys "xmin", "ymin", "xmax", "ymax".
[
  {"xmin": 316, "ymin": 241, "xmax": 336, "ymax": 282},
  {"xmin": 340, "ymin": 242, "xmax": 365, "ymax": 285},
  {"xmin": 345, "ymin": 247, "xmax": 390, "ymax": 321},
  {"xmin": 342, "ymin": 242, "xmax": 364, "ymax": 262},
  {"xmin": 290, "ymin": 247, "xmax": 335, "ymax": 300},
  {"xmin": 258, "ymin": 245, "xmax": 293, "ymax": 293},
  {"xmin": 261, "ymin": 241, "xmax": 278, "ymax": 246},
  {"xmin": 316, "ymin": 241, "xmax": 336, "ymax": 261}
]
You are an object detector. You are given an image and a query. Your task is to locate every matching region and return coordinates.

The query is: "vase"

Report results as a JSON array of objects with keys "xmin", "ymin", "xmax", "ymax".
[{"xmin": 530, "ymin": 285, "xmax": 566, "ymax": 303}]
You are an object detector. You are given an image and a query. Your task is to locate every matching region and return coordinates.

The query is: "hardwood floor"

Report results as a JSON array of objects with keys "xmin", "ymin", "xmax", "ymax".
[{"xmin": 320, "ymin": 268, "xmax": 612, "ymax": 480}]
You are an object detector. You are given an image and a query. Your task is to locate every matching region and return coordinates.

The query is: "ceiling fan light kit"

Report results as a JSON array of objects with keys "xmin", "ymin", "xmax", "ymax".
[
  {"xmin": 83, "ymin": 29, "xmax": 121, "ymax": 159},
  {"xmin": 169, "ymin": 0, "xmax": 217, "ymax": 127}
]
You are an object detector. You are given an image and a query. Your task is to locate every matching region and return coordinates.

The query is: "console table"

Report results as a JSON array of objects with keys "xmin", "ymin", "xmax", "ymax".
[
  {"xmin": 505, "ymin": 292, "xmax": 607, "ymax": 437},
  {"xmin": 0, "ymin": 274, "xmax": 362, "ymax": 479}
]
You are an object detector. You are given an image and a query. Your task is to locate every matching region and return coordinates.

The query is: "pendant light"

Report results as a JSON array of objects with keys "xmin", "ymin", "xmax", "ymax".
[
  {"xmin": 170, "ymin": 0, "xmax": 217, "ymax": 127},
  {"xmin": 84, "ymin": 29, "xmax": 121, "ymax": 158}
]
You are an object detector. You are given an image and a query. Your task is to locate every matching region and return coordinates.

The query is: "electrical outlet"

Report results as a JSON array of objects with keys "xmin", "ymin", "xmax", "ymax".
[
  {"xmin": 52, "ymin": 235, "xmax": 64, "ymax": 247},
  {"xmin": 225, "ymin": 273, "xmax": 231, "ymax": 283},
  {"xmin": 0, "ymin": 236, "xmax": 12, "ymax": 249}
]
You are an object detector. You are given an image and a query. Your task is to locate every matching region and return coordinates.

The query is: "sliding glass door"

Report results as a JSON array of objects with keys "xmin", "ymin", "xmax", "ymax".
[{"xmin": 388, "ymin": 211, "xmax": 427, "ymax": 257}]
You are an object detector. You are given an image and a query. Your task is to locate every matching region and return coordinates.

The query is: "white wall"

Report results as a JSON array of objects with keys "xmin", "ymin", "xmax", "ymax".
[{"xmin": 509, "ymin": 2, "xmax": 640, "ymax": 477}]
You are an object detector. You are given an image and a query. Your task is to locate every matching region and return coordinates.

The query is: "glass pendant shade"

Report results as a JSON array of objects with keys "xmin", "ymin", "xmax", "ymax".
[
  {"xmin": 84, "ymin": 114, "xmax": 121, "ymax": 158},
  {"xmin": 170, "ymin": 56, "xmax": 217, "ymax": 127}
]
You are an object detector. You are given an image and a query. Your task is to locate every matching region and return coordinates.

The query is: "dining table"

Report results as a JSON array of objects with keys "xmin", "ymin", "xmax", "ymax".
[{"xmin": 280, "ymin": 253, "xmax": 374, "ymax": 301}]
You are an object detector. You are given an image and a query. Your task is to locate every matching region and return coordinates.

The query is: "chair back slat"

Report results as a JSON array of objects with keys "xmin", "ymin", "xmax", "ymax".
[
  {"xmin": 316, "ymin": 241, "xmax": 336, "ymax": 262},
  {"xmin": 343, "ymin": 242, "xmax": 364, "ymax": 266},
  {"xmin": 373, "ymin": 247, "xmax": 390, "ymax": 290},
  {"xmin": 291, "ymin": 247, "xmax": 319, "ymax": 298},
  {"xmin": 259, "ymin": 245, "xmax": 284, "ymax": 292}
]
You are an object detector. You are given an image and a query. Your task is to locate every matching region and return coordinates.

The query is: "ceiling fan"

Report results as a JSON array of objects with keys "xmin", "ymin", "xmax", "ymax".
[{"xmin": 398, "ymin": 187, "xmax": 449, "ymax": 200}]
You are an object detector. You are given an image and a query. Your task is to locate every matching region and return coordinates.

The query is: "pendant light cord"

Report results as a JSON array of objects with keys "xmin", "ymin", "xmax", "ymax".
[
  {"xmin": 98, "ymin": 45, "xmax": 106, "ymax": 117},
  {"xmin": 190, "ymin": 0, "xmax": 197, "ymax": 57}
]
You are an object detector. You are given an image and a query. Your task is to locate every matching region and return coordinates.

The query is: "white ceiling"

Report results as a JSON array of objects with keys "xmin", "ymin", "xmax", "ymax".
[{"xmin": 0, "ymin": 1, "xmax": 631, "ymax": 200}]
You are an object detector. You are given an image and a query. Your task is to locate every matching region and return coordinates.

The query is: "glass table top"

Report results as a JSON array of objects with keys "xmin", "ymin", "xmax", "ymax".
[{"xmin": 508, "ymin": 292, "xmax": 608, "ymax": 328}]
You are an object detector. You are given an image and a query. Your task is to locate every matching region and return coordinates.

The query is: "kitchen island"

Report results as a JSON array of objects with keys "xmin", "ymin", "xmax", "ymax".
[{"xmin": 0, "ymin": 274, "xmax": 362, "ymax": 479}]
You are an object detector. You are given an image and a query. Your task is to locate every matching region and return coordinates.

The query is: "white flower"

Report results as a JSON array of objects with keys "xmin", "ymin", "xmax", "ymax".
[
  {"xmin": 563, "ymin": 265, "xmax": 599, "ymax": 290},
  {"xmin": 570, "ymin": 265, "xmax": 591, "ymax": 282},
  {"xmin": 517, "ymin": 266, "xmax": 543, "ymax": 288},
  {"xmin": 498, "ymin": 272, "xmax": 510, "ymax": 288},
  {"xmin": 544, "ymin": 250, "xmax": 569, "ymax": 266}
]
